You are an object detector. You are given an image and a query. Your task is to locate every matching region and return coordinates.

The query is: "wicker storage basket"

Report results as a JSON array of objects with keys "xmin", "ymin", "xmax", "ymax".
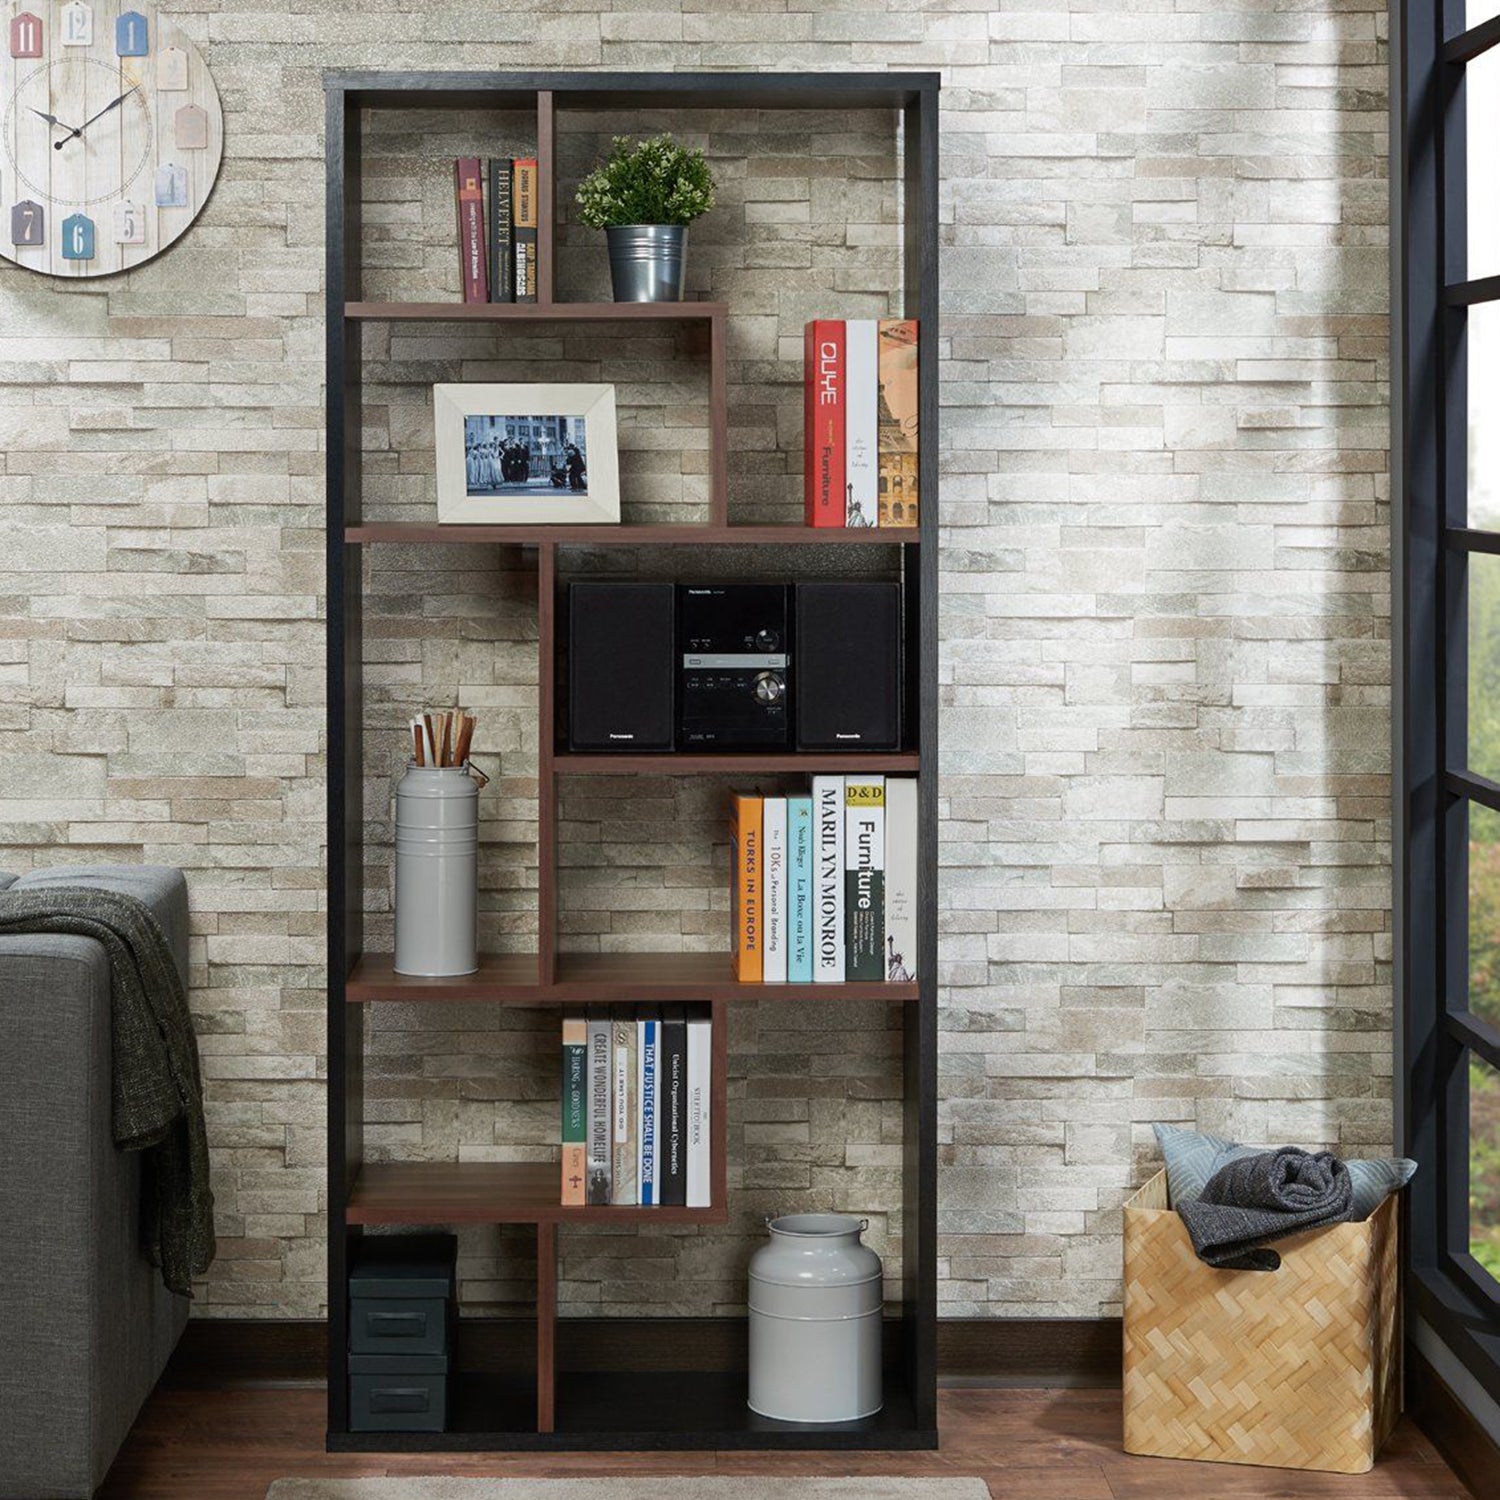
[{"xmin": 1122, "ymin": 1168, "xmax": 1400, "ymax": 1474}]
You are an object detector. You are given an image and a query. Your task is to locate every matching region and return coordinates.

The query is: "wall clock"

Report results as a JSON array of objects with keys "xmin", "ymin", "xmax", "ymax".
[{"xmin": 1, "ymin": 0, "xmax": 221, "ymax": 278}]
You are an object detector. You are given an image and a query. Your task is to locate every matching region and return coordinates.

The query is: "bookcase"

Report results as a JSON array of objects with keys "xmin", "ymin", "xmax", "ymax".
[{"xmin": 325, "ymin": 69, "xmax": 938, "ymax": 1453}]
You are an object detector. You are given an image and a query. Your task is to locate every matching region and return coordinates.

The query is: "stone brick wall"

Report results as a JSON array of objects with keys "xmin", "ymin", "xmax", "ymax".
[{"xmin": 0, "ymin": 0, "xmax": 1389, "ymax": 1319}]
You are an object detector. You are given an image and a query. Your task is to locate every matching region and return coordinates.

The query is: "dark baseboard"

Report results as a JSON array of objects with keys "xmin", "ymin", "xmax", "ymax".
[
  {"xmin": 1406, "ymin": 1341, "xmax": 1496, "ymax": 1500},
  {"xmin": 165, "ymin": 1315, "xmax": 1123, "ymax": 1390}
]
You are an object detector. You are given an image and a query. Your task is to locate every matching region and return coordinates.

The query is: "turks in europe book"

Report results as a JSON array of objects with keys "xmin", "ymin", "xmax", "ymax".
[
  {"xmin": 844, "ymin": 776, "xmax": 886, "ymax": 982},
  {"xmin": 730, "ymin": 792, "xmax": 763, "ymax": 982},
  {"xmin": 812, "ymin": 775, "xmax": 846, "ymax": 982},
  {"xmin": 560, "ymin": 1018, "xmax": 587, "ymax": 1205}
]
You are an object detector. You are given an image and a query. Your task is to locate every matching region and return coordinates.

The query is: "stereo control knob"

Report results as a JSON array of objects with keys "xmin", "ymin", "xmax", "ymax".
[
  {"xmin": 755, "ymin": 628, "xmax": 780, "ymax": 652},
  {"xmin": 753, "ymin": 671, "xmax": 784, "ymax": 704}
]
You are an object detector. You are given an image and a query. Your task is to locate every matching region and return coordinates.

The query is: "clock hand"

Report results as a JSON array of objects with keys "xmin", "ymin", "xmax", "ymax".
[
  {"xmin": 29, "ymin": 106, "xmax": 82, "ymax": 133},
  {"xmin": 54, "ymin": 86, "xmax": 138, "ymax": 148}
]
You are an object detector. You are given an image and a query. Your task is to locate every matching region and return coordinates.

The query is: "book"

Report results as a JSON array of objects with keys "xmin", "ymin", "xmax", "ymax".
[
  {"xmin": 611, "ymin": 1016, "xmax": 638, "ymax": 1204},
  {"xmin": 844, "ymin": 776, "xmax": 886, "ymax": 982},
  {"xmin": 730, "ymin": 792, "xmax": 763, "ymax": 982},
  {"xmin": 487, "ymin": 156, "xmax": 514, "ymax": 303},
  {"xmin": 877, "ymin": 319, "xmax": 919, "ymax": 527},
  {"xmin": 586, "ymin": 1016, "xmax": 612, "ymax": 1205},
  {"xmin": 884, "ymin": 777, "xmax": 917, "ymax": 983},
  {"xmin": 762, "ymin": 796, "xmax": 788, "ymax": 983},
  {"xmin": 660, "ymin": 1008, "xmax": 688, "ymax": 1206},
  {"xmin": 561, "ymin": 1018, "xmax": 587, "ymax": 1205},
  {"xmin": 803, "ymin": 318, "xmax": 845, "ymax": 527},
  {"xmin": 686, "ymin": 1014, "xmax": 712, "ymax": 1208},
  {"xmin": 513, "ymin": 157, "xmax": 539, "ymax": 303},
  {"xmin": 455, "ymin": 157, "xmax": 488, "ymax": 303},
  {"xmin": 638, "ymin": 1016, "xmax": 659, "ymax": 1205},
  {"xmin": 845, "ymin": 319, "xmax": 879, "ymax": 529},
  {"xmin": 788, "ymin": 794, "xmax": 814, "ymax": 983},
  {"xmin": 812, "ymin": 775, "xmax": 846, "ymax": 982}
]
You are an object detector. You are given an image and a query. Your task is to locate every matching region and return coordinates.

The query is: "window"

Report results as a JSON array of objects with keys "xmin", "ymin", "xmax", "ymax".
[{"xmin": 1398, "ymin": 0, "xmax": 1500, "ymax": 1401}]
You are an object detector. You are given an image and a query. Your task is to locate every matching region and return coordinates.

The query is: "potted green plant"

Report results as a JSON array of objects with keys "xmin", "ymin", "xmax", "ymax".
[{"xmin": 575, "ymin": 134, "xmax": 716, "ymax": 302}]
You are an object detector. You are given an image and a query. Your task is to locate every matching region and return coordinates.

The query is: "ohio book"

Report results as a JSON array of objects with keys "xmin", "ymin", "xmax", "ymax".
[
  {"xmin": 788, "ymin": 794, "xmax": 814, "ymax": 983},
  {"xmin": 803, "ymin": 319, "xmax": 845, "ymax": 527},
  {"xmin": 637, "ymin": 1016, "xmax": 660, "ymax": 1205},
  {"xmin": 487, "ymin": 157, "xmax": 514, "ymax": 303},
  {"xmin": 454, "ymin": 157, "xmax": 488, "ymax": 303},
  {"xmin": 610, "ymin": 1017, "xmax": 638, "ymax": 1205},
  {"xmin": 845, "ymin": 319, "xmax": 879, "ymax": 528},
  {"xmin": 884, "ymin": 776, "xmax": 917, "ymax": 982},
  {"xmin": 586, "ymin": 1016, "xmax": 612, "ymax": 1205},
  {"xmin": 560, "ymin": 1018, "xmax": 587, "ymax": 1205},
  {"xmin": 844, "ymin": 776, "xmax": 886, "ymax": 982},
  {"xmin": 513, "ymin": 157, "xmax": 539, "ymax": 303},
  {"xmin": 731, "ymin": 792, "xmax": 763, "ymax": 982},
  {"xmin": 877, "ymin": 319, "xmax": 919, "ymax": 527},
  {"xmin": 762, "ymin": 796, "xmax": 788, "ymax": 983},
  {"xmin": 812, "ymin": 775, "xmax": 846, "ymax": 982},
  {"xmin": 686, "ymin": 1015, "xmax": 712, "ymax": 1208}
]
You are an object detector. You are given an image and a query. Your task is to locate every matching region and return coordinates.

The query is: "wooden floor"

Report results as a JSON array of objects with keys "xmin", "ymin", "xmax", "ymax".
[{"xmin": 96, "ymin": 1384, "xmax": 1473, "ymax": 1500}]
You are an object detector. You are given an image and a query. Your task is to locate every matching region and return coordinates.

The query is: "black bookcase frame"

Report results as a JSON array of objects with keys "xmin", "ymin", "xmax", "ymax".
[{"xmin": 325, "ymin": 70, "xmax": 940, "ymax": 1451}]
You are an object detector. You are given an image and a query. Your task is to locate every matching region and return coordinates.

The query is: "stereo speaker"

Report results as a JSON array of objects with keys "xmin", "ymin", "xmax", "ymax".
[
  {"xmin": 795, "ymin": 581, "xmax": 902, "ymax": 751},
  {"xmin": 567, "ymin": 582, "xmax": 676, "ymax": 752}
]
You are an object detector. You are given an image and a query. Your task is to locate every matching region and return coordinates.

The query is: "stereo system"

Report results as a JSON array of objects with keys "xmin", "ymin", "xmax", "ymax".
[{"xmin": 565, "ymin": 581, "xmax": 902, "ymax": 753}]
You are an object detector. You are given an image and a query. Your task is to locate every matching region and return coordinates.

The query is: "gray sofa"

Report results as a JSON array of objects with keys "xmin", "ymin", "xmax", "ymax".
[{"xmin": 0, "ymin": 866, "xmax": 191, "ymax": 1500}]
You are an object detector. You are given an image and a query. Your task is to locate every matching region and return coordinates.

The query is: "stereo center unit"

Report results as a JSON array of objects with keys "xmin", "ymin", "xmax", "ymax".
[{"xmin": 678, "ymin": 584, "xmax": 792, "ymax": 748}]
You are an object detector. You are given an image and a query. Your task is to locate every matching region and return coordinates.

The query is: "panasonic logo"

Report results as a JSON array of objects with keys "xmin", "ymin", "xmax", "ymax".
[
  {"xmin": 608, "ymin": 733, "xmax": 634, "ymax": 741},
  {"xmin": 835, "ymin": 732, "xmax": 861, "ymax": 741}
]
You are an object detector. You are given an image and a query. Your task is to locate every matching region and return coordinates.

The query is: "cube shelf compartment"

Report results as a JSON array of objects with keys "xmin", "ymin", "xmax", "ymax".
[{"xmin": 326, "ymin": 67, "xmax": 939, "ymax": 1452}]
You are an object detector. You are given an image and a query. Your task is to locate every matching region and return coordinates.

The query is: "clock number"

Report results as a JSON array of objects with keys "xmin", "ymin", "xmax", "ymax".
[
  {"xmin": 11, "ymin": 200, "xmax": 44, "ymax": 247},
  {"xmin": 115, "ymin": 9, "xmax": 148, "ymax": 56},
  {"xmin": 61, "ymin": 2, "xmax": 92, "ymax": 46},
  {"xmin": 158, "ymin": 46, "xmax": 188, "ymax": 91},
  {"xmin": 154, "ymin": 162, "xmax": 188, "ymax": 208},
  {"xmin": 114, "ymin": 200, "xmax": 145, "ymax": 245},
  {"xmin": 62, "ymin": 214, "xmax": 95, "ymax": 261},
  {"xmin": 175, "ymin": 104, "xmax": 207, "ymax": 150},
  {"xmin": 8, "ymin": 11, "xmax": 42, "ymax": 57}
]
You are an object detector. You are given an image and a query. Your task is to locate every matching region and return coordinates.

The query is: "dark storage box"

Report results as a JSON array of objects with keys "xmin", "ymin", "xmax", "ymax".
[
  {"xmin": 349, "ymin": 1353, "xmax": 448, "ymax": 1433},
  {"xmin": 349, "ymin": 1231, "xmax": 456, "ymax": 1356}
]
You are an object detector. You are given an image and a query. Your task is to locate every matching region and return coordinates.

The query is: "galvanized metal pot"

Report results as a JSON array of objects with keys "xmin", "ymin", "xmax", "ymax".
[
  {"xmin": 606, "ymin": 223, "xmax": 687, "ymax": 302},
  {"xmin": 747, "ymin": 1213, "xmax": 883, "ymax": 1423},
  {"xmin": 394, "ymin": 762, "xmax": 478, "ymax": 977}
]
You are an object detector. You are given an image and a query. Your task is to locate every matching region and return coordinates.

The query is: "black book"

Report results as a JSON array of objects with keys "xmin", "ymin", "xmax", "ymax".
[
  {"xmin": 487, "ymin": 158, "xmax": 514, "ymax": 303},
  {"xmin": 660, "ymin": 1007, "xmax": 688, "ymax": 1206}
]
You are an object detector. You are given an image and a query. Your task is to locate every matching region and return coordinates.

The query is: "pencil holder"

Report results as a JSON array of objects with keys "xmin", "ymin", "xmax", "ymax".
[{"xmin": 394, "ymin": 762, "xmax": 478, "ymax": 977}]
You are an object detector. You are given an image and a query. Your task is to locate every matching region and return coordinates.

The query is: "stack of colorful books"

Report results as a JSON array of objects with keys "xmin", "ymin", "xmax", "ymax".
[
  {"xmin": 804, "ymin": 319, "xmax": 920, "ymax": 529},
  {"xmin": 454, "ymin": 156, "xmax": 539, "ymax": 304},
  {"xmin": 560, "ymin": 1012, "xmax": 712, "ymax": 1207},
  {"xmin": 730, "ymin": 775, "xmax": 917, "ymax": 983}
]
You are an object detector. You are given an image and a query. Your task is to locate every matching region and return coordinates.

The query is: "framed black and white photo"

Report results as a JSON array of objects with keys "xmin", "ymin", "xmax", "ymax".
[{"xmin": 434, "ymin": 383, "xmax": 620, "ymax": 524}]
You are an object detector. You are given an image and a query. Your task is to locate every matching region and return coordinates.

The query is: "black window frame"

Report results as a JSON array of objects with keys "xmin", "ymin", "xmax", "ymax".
[{"xmin": 1397, "ymin": 0, "xmax": 1500, "ymax": 1401}]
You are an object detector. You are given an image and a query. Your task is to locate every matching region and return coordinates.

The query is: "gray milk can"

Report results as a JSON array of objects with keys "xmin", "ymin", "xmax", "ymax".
[
  {"xmin": 394, "ymin": 762, "xmax": 478, "ymax": 977},
  {"xmin": 747, "ymin": 1213, "xmax": 883, "ymax": 1423}
]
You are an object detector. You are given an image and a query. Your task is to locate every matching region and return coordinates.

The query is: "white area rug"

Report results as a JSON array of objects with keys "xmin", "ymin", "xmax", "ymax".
[{"xmin": 268, "ymin": 1480, "xmax": 991, "ymax": 1500}]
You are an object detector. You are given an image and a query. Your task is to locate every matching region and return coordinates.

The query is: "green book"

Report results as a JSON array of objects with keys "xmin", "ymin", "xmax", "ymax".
[{"xmin": 561, "ymin": 1018, "xmax": 587, "ymax": 1204}]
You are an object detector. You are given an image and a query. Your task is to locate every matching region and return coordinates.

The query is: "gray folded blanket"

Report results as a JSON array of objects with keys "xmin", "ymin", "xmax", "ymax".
[
  {"xmin": 1177, "ymin": 1146, "xmax": 1354, "ymax": 1271},
  {"xmin": 0, "ymin": 886, "xmax": 215, "ymax": 1296}
]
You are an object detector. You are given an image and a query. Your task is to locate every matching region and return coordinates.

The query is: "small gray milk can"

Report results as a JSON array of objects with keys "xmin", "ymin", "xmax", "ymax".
[{"xmin": 394, "ymin": 762, "xmax": 478, "ymax": 977}]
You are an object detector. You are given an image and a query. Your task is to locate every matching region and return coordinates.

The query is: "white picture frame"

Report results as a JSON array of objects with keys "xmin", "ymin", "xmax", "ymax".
[{"xmin": 433, "ymin": 382, "xmax": 621, "ymax": 525}]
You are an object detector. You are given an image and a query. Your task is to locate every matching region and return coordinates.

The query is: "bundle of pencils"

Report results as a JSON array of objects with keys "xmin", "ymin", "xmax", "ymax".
[{"xmin": 409, "ymin": 710, "xmax": 485, "ymax": 784}]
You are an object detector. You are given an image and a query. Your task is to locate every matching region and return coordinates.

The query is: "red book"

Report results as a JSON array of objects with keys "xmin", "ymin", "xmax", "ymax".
[
  {"xmin": 455, "ymin": 157, "xmax": 488, "ymax": 303},
  {"xmin": 804, "ymin": 319, "xmax": 846, "ymax": 527}
]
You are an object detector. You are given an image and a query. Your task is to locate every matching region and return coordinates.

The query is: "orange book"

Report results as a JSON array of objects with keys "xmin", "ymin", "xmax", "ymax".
[
  {"xmin": 877, "ymin": 319, "xmax": 919, "ymax": 527},
  {"xmin": 561, "ymin": 1018, "xmax": 587, "ymax": 1204},
  {"xmin": 730, "ymin": 793, "xmax": 763, "ymax": 982}
]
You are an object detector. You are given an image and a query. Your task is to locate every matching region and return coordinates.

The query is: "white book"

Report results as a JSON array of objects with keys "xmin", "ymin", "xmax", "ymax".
[
  {"xmin": 585, "ymin": 1017, "xmax": 612, "ymax": 1205},
  {"xmin": 637, "ymin": 1016, "xmax": 659, "ymax": 1206},
  {"xmin": 686, "ymin": 1015, "xmax": 712, "ymax": 1208},
  {"xmin": 845, "ymin": 318, "xmax": 878, "ymax": 529},
  {"xmin": 762, "ymin": 796, "xmax": 788, "ymax": 982},
  {"xmin": 812, "ymin": 775, "xmax": 846, "ymax": 982},
  {"xmin": 611, "ymin": 1017, "xmax": 638, "ymax": 1204},
  {"xmin": 884, "ymin": 777, "xmax": 918, "ymax": 983}
]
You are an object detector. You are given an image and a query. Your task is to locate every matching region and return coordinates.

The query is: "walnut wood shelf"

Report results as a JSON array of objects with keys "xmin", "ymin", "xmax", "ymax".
[
  {"xmin": 326, "ymin": 66, "xmax": 939, "ymax": 1452},
  {"xmin": 347, "ymin": 949, "xmax": 919, "ymax": 1003},
  {"xmin": 345, "ymin": 299, "xmax": 727, "ymax": 322},
  {"xmin": 345, "ymin": 1161, "xmax": 729, "ymax": 1226},
  {"xmin": 345, "ymin": 522, "xmax": 915, "ymax": 546}
]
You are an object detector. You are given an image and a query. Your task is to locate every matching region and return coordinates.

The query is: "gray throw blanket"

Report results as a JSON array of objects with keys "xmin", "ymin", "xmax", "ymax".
[
  {"xmin": 0, "ymin": 886, "xmax": 215, "ymax": 1295},
  {"xmin": 1177, "ymin": 1146, "xmax": 1354, "ymax": 1271}
]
